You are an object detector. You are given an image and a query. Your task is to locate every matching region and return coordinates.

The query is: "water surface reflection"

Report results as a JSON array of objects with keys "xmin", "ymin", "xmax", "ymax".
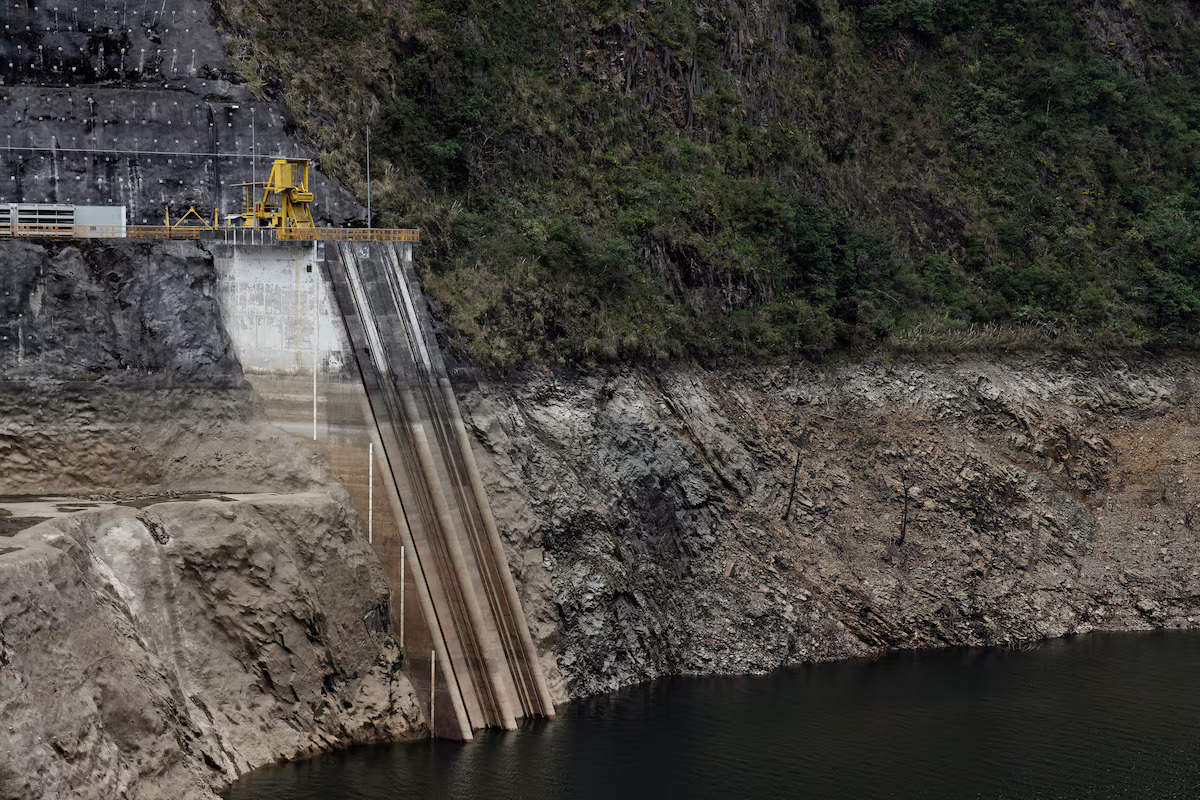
[{"xmin": 229, "ymin": 631, "xmax": 1200, "ymax": 799}]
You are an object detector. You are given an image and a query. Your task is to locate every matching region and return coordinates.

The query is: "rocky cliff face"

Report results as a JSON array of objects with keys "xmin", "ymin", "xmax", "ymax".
[
  {"xmin": 0, "ymin": 238, "xmax": 324, "ymax": 495},
  {"xmin": 8, "ymin": 214, "xmax": 1200, "ymax": 790},
  {"xmin": 462, "ymin": 357, "xmax": 1200, "ymax": 698},
  {"xmin": 0, "ymin": 491, "xmax": 424, "ymax": 800}
]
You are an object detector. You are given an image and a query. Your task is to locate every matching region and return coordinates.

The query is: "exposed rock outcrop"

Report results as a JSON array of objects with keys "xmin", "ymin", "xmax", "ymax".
[
  {"xmin": 0, "ymin": 239, "xmax": 325, "ymax": 495},
  {"xmin": 0, "ymin": 491, "xmax": 424, "ymax": 800},
  {"xmin": 9, "ymin": 229, "xmax": 1200, "ymax": 792},
  {"xmin": 0, "ymin": 238, "xmax": 424, "ymax": 798},
  {"xmin": 462, "ymin": 357, "xmax": 1200, "ymax": 698}
]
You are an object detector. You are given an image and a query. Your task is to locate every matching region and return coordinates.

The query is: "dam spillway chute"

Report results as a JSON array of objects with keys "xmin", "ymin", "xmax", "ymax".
[{"xmin": 323, "ymin": 240, "xmax": 557, "ymax": 736}]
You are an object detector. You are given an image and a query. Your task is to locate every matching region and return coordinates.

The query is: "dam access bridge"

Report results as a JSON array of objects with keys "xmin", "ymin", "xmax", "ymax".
[{"xmin": 0, "ymin": 163, "xmax": 555, "ymax": 739}]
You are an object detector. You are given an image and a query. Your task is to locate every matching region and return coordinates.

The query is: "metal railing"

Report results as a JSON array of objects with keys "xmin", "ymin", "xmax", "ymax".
[
  {"xmin": 2, "ymin": 224, "xmax": 419, "ymax": 243},
  {"xmin": 131, "ymin": 226, "xmax": 202, "ymax": 240},
  {"xmin": 276, "ymin": 227, "xmax": 420, "ymax": 242},
  {"xmin": 2, "ymin": 224, "xmax": 203, "ymax": 240}
]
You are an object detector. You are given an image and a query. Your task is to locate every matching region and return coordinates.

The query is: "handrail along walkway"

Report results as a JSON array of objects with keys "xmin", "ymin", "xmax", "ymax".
[{"xmin": 2, "ymin": 223, "xmax": 420, "ymax": 243}]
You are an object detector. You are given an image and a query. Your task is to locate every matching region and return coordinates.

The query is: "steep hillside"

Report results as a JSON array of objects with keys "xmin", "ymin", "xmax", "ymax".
[{"xmin": 218, "ymin": 0, "xmax": 1200, "ymax": 365}]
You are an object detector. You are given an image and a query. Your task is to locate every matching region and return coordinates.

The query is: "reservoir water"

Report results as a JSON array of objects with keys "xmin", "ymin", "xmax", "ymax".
[{"xmin": 227, "ymin": 631, "xmax": 1200, "ymax": 799}]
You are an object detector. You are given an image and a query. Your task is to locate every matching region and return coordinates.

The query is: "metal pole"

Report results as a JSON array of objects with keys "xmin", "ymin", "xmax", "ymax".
[
  {"xmin": 312, "ymin": 260, "xmax": 319, "ymax": 441},
  {"xmin": 430, "ymin": 651, "xmax": 436, "ymax": 739},
  {"xmin": 366, "ymin": 124, "xmax": 371, "ymax": 230},
  {"xmin": 251, "ymin": 107, "xmax": 256, "ymax": 229},
  {"xmin": 399, "ymin": 545, "xmax": 405, "ymax": 648},
  {"xmin": 368, "ymin": 442, "xmax": 374, "ymax": 544}
]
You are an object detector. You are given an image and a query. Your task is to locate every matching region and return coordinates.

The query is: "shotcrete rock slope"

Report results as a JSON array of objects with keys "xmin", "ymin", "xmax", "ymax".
[
  {"xmin": 462, "ymin": 358, "xmax": 1200, "ymax": 698},
  {"xmin": 0, "ymin": 491, "xmax": 423, "ymax": 799},
  {"xmin": 0, "ymin": 0, "xmax": 361, "ymax": 223}
]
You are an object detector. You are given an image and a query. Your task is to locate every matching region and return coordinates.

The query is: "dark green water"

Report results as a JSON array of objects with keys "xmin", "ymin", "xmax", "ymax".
[{"xmin": 228, "ymin": 631, "xmax": 1200, "ymax": 799}]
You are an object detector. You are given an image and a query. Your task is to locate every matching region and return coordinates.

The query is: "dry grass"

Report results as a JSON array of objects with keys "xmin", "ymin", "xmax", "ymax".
[{"xmin": 885, "ymin": 319, "xmax": 1144, "ymax": 357}]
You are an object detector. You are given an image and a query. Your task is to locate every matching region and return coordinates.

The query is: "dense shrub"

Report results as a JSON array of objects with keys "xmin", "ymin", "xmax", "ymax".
[{"xmin": 218, "ymin": 0, "xmax": 1200, "ymax": 365}]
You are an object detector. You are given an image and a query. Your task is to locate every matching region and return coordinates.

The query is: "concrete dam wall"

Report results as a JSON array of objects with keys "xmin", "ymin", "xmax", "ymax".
[{"xmin": 209, "ymin": 240, "xmax": 556, "ymax": 738}]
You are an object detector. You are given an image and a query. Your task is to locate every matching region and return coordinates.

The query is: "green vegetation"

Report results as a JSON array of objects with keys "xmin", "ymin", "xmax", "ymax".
[{"xmin": 217, "ymin": 0, "xmax": 1200, "ymax": 365}]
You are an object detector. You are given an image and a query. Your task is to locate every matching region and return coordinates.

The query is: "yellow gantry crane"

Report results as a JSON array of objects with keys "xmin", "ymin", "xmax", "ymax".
[{"xmin": 226, "ymin": 158, "xmax": 316, "ymax": 229}]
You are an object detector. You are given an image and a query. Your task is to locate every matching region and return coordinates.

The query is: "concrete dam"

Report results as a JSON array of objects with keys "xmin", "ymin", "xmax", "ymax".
[
  {"xmin": 209, "ymin": 239, "xmax": 556, "ymax": 739},
  {"xmin": 0, "ymin": 0, "xmax": 553, "ymax": 743}
]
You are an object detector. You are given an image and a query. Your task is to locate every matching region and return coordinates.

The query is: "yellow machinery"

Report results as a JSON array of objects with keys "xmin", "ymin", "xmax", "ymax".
[
  {"xmin": 226, "ymin": 158, "xmax": 315, "ymax": 229},
  {"xmin": 165, "ymin": 206, "xmax": 218, "ymax": 230}
]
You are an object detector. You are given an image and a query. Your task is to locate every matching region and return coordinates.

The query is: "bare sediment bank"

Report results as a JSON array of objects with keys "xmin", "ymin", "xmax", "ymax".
[{"xmin": 0, "ymin": 491, "xmax": 425, "ymax": 799}]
